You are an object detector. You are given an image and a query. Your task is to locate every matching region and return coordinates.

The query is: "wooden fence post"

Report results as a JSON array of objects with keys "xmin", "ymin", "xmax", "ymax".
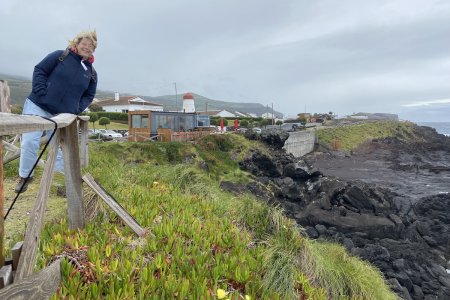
[
  {"xmin": 0, "ymin": 259, "xmax": 61, "ymax": 299},
  {"xmin": 61, "ymin": 121, "xmax": 85, "ymax": 230},
  {"xmin": 78, "ymin": 117, "xmax": 89, "ymax": 167},
  {"xmin": 15, "ymin": 131, "xmax": 61, "ymax": 281},
  {"xmin": 0, "ymin": 80, "xmax": 11, "ymax": 113},
  {"xmin": 0, "ymin": 139, "xmax": 4, "ymax": 267}
]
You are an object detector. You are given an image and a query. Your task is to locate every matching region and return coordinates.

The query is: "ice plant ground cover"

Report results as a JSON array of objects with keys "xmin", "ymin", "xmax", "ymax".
[{"xmin": 4, "ymin": 134, "xmax": 397, "ymax": 299}]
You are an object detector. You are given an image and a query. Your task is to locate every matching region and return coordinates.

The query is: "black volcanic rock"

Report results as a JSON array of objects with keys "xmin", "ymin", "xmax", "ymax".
[
  {"xmin": 224, "ymin": 127, "xmax": 450, "ymax": 299},
  {"xmin": 260, "ymin": 129, "xmax": 289, "ymax": 149}
]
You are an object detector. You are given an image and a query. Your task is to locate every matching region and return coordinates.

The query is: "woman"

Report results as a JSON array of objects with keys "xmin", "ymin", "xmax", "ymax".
[{"xmin": 16, "ymin": 30, "xmax": 98, "ymax": 193}]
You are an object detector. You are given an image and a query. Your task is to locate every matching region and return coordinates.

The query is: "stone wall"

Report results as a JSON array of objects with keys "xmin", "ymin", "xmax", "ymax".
[{"xmin": 283, "ymin": 130, "xmax": 316, "ymax": 157}]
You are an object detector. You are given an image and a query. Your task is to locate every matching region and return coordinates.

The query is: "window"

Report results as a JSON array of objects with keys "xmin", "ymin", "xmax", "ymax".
[{"xmin": 131, "ymin": 114, "xmax": 149, "ymax": 128}]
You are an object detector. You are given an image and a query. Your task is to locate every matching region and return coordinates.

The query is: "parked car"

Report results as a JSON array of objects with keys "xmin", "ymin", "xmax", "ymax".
[
  {"xmin": 252, "ymin": 127, "xmax": 262, "ymax": 134},
  {"xmin": 99, "ymin": 129, "xmax": 123, "ymax": 138},
  {"xmin": 87, "ymin": 129, "xmax": 102, "ymax": 135}
]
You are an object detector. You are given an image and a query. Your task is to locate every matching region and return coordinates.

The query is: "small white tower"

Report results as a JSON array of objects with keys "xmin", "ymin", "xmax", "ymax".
[{"xmin": 182, "ymin": 93, "xmax": 195, "ymax": 113}]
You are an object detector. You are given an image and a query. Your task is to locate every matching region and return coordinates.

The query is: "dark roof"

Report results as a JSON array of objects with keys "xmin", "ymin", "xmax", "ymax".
[{"xmin": 97, "ymin": 96, "xmax": 163, "ymax": 107}]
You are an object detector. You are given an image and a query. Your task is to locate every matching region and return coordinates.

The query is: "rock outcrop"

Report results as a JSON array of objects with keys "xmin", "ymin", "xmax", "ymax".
[{"xmin": 224, "ymin": 126, "xmax": 450, "ymax": 299}]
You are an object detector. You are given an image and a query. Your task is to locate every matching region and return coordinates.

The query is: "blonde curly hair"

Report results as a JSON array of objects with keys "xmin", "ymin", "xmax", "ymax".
[{"xmin": 67, "ymin": 30, "xmax": 97, "ymax": 50}]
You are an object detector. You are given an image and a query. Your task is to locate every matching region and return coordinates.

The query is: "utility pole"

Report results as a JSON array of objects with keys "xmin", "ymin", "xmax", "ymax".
[
  {"xmin": 174, "ymin": 82, "xmax": 178, "ymax": 112},
  {"xmin": 271, "ymin": 102, "xmax": 274, "ymax": 125}
]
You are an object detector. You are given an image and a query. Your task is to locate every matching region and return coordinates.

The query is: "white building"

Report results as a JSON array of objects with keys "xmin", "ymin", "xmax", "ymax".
[
  {"xmin": 196, "ymin": 110, "xmax": 237, "ymax": 118},
  {"xmin": 261, "ymin": 112, "xmax": 276, "ymax": 119},
  {"xmin": 97, "ymin": 94, "xmax": 163, "ymax": 113},
  {"xmin": 182, "ymin": 93, "xmax": 196, "ymax": 113}
]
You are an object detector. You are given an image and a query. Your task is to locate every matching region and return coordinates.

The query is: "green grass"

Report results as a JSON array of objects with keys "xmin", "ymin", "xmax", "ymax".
[
  {"xmin": 88, "ymin": 121, "xmax": 129, "ymax": 130},
  {"xmin": 4, "ymin": 135, "xmax": 398, "ymax": 299},
  {"xmin": 317, "ymin": 120, "xmax": 417, "ymax": 150},
  {"xmin": 300, "ymin": 240, "xmax": 397, "ymax": 300}
]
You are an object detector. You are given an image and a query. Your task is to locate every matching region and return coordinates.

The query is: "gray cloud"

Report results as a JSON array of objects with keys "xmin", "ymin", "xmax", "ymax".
[{"xmin": 1, "ymin": 0, "xmax": 449, "ymax": 120}]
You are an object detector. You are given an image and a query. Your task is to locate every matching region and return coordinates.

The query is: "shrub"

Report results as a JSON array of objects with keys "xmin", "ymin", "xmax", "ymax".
[
  {"xmin": 96, "ymin": 112, "xmax": 128, "ymax": 122},
  {"xmin": 98, "ymin": 117, "xmax": 110, "ymax": 129}
]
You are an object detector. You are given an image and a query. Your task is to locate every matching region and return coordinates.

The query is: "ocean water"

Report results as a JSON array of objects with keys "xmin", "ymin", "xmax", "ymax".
[{"xmin": 416, "ymin": 122, "xmax": 450, "ymax": 136}]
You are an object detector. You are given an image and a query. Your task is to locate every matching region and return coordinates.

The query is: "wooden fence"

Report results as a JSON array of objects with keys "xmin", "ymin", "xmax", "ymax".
[
  {"xmin": 0, "ymin": 111, "xmax": 207, "ymax": 298},
  {"xmin": 0, "ymin": 112, "xmax": 90, "ymax": 297},
  {"xmin": 170, "ymin": 130, "xmax": 211, "ymax": 142}
]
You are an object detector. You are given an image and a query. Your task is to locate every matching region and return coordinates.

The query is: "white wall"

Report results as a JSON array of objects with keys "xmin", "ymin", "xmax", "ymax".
[{"xmin": 102, "ymin": 104, "xmax": 163, "ymax": 112}]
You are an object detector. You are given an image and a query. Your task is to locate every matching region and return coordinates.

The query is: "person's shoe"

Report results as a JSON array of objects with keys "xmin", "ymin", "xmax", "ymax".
[{"xmin": 15, "ymin": 177, "xmax": 33, "ymax": 193}]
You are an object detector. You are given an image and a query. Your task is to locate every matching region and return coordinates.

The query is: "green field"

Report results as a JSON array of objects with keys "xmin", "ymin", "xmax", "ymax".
[
  {"xmin": 317, "ymin": 120, "xmax": 418, "ymax": 150},
  {"xmin": 88, "ymin": 121, "xmax": 129, "ymax": 130}
]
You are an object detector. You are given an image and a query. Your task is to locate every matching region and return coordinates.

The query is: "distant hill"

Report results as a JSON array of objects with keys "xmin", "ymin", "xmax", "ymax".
[
  {"xmin": 1, "ymin": 73, "xmax": 283, "ymax": 118},
  {"xmin": 141, "ymin": 93, "xmax": 283, "ymax": 117}
]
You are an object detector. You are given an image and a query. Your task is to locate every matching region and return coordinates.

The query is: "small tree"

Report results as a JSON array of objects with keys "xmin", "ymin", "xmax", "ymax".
[
  {"xmin": 260, "ymin": 118, "xmax": 270, "ymax": 128},
  {"xmin": 99, "ymin": 117, "xmax": 110, "ymax": 129},
  {"xmin": 240, "ymin": 119, "xmax": 249, "ymax": 127},
  {"xmin": 89, "ymin": 103, "xmax": 104, "ymax": 112},
  {"xmin": 210, "ymin": 118, "xmax": 219, "ymax": 126},
  {"xmin": 275, "ymin": 120, "xmax": 283, "ymax": 128},
  {"xmin": 88, "ymin": 112, "xmax": 99, "ymax": 131}
]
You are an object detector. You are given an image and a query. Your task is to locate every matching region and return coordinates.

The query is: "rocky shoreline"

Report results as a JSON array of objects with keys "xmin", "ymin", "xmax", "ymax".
[{"xmin": 222, "ymin": 125, "xmax": 450, "ymax": 299}]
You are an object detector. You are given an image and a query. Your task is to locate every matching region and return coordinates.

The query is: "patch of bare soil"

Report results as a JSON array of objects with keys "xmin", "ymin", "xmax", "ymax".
[{"xmin": 3, "ymin": 174, "xmax": 67, "ymax": 248}]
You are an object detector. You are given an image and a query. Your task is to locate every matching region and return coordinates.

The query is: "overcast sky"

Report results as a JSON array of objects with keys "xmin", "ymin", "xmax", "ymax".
[{"xmin": 1, "ymin": 0, "xmax": 449, "ymax": 121}]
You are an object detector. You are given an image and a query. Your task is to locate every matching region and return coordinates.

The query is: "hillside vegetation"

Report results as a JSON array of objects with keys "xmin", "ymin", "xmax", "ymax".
[
  {"xmin": 1, "ymin": 73, "xmax": 282, "ymax": 117},
  {"xmin": 4, "ymin": 134, "xmax": 397, "ymax": 299},
  {"xmin": 317, "ymin": 121, "xmax": 418, "ymax": 150}
]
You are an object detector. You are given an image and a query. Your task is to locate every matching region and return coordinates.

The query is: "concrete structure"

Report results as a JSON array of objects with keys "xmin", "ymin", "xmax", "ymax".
[
  {"xmin": 182, "ymin": 93, "xmax": 195, "ymax": 113},
  {"xmin": 283, "ymin": 130, "xmax": 316, "ymax": 157},
  {"xmin": 97, "ymin": 95, "xmax": 163, "ymax": 113}
]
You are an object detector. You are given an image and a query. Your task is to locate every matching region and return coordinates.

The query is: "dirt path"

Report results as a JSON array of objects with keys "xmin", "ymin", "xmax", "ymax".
[{"xmin": 2, "ymin": 176, "xmax": 67, "ymax": 247}]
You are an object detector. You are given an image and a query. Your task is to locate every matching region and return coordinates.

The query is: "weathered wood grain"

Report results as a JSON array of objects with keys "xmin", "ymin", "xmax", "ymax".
[
  {"xmin": 0, "ymin": 259, "xmax": 61, "ymax": 299},
  {"xmin": 3, "ymin": 137, "xmax": 48, "ymax": 165},
  {"xmin": 0, "ymin": 264, "xmax": 13, "ymax": 288},
  {"xmin": 82, "ymin": 173, "xmax": 145, "ymax": 236},
  {"xmin": 0, "ymin": 113, "xmax": 77, "ymax": 136},
  {"xmin": 61, "ymin": 122, "xmax": 85, "ymax": 230},
  {"xmin": 15, "ymin": 131, "xmax": 60, "ymax": 281},
  {"xmin": 1, "ymin": 140, "xmax": 18, "ymax": 152},
  {"xmin": 11, "ymin": 241, "xmax": 23, "ymax": 271},
  {"xmin": 0, "ymin": 141, "xmax": 4, "ymax": 266},
  {"xmin": 79, "ymin": 119, "xmax": 89, "ymax": 167},
  {"xmin": 0, "ymin": 80, "xmax": 11, "ymax": 113}
]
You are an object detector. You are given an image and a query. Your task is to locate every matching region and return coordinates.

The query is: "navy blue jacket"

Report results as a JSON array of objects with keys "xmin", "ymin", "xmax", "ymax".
[{"xmin": 28, "ymin": 49, "xmax": 97, "ymax": 115}]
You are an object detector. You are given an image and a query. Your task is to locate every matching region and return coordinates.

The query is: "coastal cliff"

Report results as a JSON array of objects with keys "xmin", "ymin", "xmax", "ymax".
[{"xmin": 226, "ymin": 122, "xmax": 450, "ymax": 299}]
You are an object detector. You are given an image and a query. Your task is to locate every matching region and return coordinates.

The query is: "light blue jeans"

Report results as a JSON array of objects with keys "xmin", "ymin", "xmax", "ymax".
[{"xmin": 19, "ymin": 99, "xmax": 64, "ymax": 178}]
